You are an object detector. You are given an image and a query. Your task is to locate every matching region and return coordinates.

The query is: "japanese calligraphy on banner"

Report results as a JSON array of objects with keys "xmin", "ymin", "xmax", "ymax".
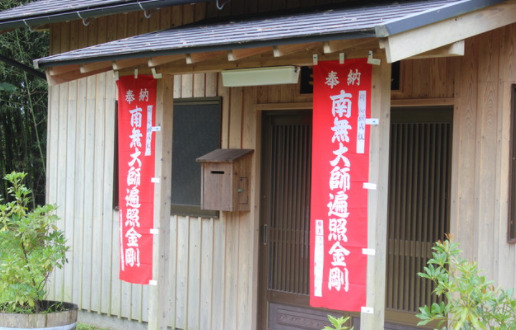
[
  {"xmin": 117, "ymin": 75, "xmax": 157, "ymax": 284},
  {"xmin": 310, "ymin": 59, "xmax": 372, "ymax": 312}
]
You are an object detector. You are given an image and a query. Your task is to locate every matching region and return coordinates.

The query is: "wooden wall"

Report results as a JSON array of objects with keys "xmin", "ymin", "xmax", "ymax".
[
  {"xmin": 45, "ymin": 1, "xmax": 516, "ymax": 328},
  {"xmin": 48, "ymin": 73, "xmax": 259, "ymax": 329},
  {"xmin": 46, "ymin": 71, "xmax": 260, "ymax": 329},
  {"xmin": 451, "ymin": 24, "xmax": 516, "ymax": 289},
  {"xmin": 390, "ymin": 25, "xmax": 516, "ymax": 291},
  {"xmin": 392, "ymin": 58, "xmax": 455, "ymax": 101},
  {"xmin": 46, "ymin": 4, "xmax": 260, "ymax": 329},
  {"xmin": 53, "ymin": 4, "xmax": 208, "ymax": 51},
  {"xmin": 388, "ymin": 25, "xmax": 516, "ymax": 292}
]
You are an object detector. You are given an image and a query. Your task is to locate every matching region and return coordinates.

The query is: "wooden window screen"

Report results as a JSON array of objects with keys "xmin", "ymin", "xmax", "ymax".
[
  {"xmin": 262, "ymin": 111, "xmax": 312, "ymax": 295},
  {"xmin": 170, "ymin": 98, "xmax": 221, "ymax": 217},
  {"xmin": 386, "ymin": 108, "xmax": 452, "ymax": 312}
]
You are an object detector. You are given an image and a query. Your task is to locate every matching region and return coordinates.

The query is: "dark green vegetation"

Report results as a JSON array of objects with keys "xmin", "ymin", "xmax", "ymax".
[{"xmin": 0, "ymin": 0, "xmax": 48, "ymax": 206}]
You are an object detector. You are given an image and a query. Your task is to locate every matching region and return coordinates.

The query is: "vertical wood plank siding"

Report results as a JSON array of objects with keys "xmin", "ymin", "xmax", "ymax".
[
  {"xmin": 452, "ymin": 24, "xmax": 516, "ymax": 289},
  {"xmin": 47, "ymin": 3, "xmax": 261, "ymax": 328},
  {"xmin": 45, "ymin": 0, "xmax": 516, "ymax": 326}
]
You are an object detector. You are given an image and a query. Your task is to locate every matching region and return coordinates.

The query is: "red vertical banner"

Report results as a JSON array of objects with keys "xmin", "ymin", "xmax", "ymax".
[
  {"xmin": 117, "ymin": 75, "xmax": 157, "ymax": 284},
  {"xmin": 310, "ymin": 59, "xmax": 372, "ymax": 311}
]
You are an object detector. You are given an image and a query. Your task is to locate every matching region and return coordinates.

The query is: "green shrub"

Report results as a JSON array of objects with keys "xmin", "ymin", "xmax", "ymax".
[
  {"xmin": 417, "ymin": 238, "xmax": 516, "ymax": 329},
  {"xmin": 0, "ymin": 172, "xmax": 68, "ymax": 313},
  {"xmin": 323, "ymin": 315, "xmax": 353, "ymax": 330}
]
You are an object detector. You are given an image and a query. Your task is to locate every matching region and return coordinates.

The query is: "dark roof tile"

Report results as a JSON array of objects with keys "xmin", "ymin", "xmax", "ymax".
[
  {"xmin": 0, "ymin": 0, "xmax": 209, "ymax": 30},
  {"xmin": 0, "ymin": 0, "xmax": 132, "ymax": 21},
  {"xmin": 34, "ymin": 0, "xmax": 505, "ymax": 68}
]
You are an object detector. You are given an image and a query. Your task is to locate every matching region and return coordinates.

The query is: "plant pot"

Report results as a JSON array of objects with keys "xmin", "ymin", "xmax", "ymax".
[{"xmin": 0, "ymin": 301, "xmax": 78, "ymax": 330}]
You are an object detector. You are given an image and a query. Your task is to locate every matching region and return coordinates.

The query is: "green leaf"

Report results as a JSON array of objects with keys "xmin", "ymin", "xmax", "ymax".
[
  {"xmin": 417, "ymin": 239, "xmax": 516, "ymax": 329},
  {"xmin": 0, "ymin": 82, "xmax": 17, "ymax": 92}
]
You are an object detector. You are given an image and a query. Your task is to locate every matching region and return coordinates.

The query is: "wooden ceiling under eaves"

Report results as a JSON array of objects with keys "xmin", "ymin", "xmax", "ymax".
[{"xmin": 46, "ymin": 37, "xmax": 379, "ymax": 85}]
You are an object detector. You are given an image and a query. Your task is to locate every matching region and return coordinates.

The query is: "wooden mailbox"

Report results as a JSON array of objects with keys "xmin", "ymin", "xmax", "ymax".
[{"xmin": 196, "ymin": 148, "xmax": 253, "ymax": 212}]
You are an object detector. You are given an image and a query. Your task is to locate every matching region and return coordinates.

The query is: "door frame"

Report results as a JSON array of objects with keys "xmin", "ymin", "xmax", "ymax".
[
  {"xmin": 385, "ymin": 106, "xmax": 453, "ymax": 328},
  {"xmin": 257, "ymin": 109, "xmax": 313, "ymax": 329}
]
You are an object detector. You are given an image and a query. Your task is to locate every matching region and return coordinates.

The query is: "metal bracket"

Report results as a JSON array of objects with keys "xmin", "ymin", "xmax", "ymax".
[
  {"xmin": 366, "ymin": 118, "xmax": 379, "ymax": 125},
  {"xmin": 367, "ymin": 50, "xmax": 381, "ymax": 65},
  {"xmin": 363, "ymin": 182, "xmax": 377, "ymax": 190},
  {"xmin": 361, "ymin": 306, "xmax": 374, "ymax": 314},
  {"xmin": 261, "ymin": 224, "xmax": 268, "ymax": 245},
  {"xmin": 151, "ymin": 67, "xmax": 162, "ymax": 79},
  {"xmin": 313, "ymin": 54, "xmax": 318, "ymax": 66},
  {"xmin": 339, "ymin": 53, "xmax": 345, "ymax": 64}
]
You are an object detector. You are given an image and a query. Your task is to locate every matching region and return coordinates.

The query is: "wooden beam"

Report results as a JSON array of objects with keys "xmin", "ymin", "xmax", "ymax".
[
  {"xmin": 255, "ymin": 102, "xmax": 312, "ymax": 111},
  {"xmin": 322, "ymin": 39, "xmax": 373, "ymax": 54},
  {"xmin": 272, "ymin": 42, "xmax": 319, "ymax": 57},
  {"xmin": 48, "ymin": 64, "xmax": 81, "ymax": 76},
  {"xmin": 227, "ymin": 47, "xmax": 272, "ymax": 61},
  {"xmin": 45, "ymin": 40, "xmax": 381, "ymax": 83},
  {"xmin": 46, "ymin": 67, "xmax": 110, "ymax": 86},
  {"xmin": 380, "ymin": 0, "xmax": 516, "ymax": 62},
  {"xmin": 407, "ymin": 40, "xmax": 464, "ymax": 60},
  {"xmin": 186, "ymin": 50, "xmax": 226, "ymax": 64},
  {"xmin": 112, "ymin": 57, "xmax": 149, "ymax": 71},
  {"xmin": 148, "ymin": 54, "xmax": 184, "ymax": 67},
  {"xmin": 360, "ymin": 51, "xmax": 390, "ymax": 330},
  {"xmin": 46, "ymin": 71, "xmax": 71, "ymax": 86},
  {"xmin": 148, "ymin": 74, "xmax": 173, "ymax": 330},
  {"xmin": 80, "ymin": 61, "xmax": 113, "ymax": 74},
  {"xmin": 391, "ymin": 97, "xmax": 454, "ymax": 107},
  {"xmin": 160, "ymin": 47, "xmax": 379, "ymax": 74}
]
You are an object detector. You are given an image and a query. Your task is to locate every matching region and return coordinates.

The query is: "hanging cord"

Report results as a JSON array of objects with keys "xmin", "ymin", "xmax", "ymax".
[
  {"xmin": 138, "ymin": 2, "xmax": 153, "ymax": 19},
  {"xmin": 77, "ymin": 11, "xmax": 91, "ymax": 26},
  {"xmin": 216, "ymin": 0, "xmax": 231, "ymax": 10},
  {"xmin": 22, "ymin": 19, "xmax": 34, "ymax": 32}
]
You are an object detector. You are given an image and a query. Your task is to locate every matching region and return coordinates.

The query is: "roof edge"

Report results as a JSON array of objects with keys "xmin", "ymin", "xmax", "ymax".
[
  {"xmin": 34, "ymin": 30, "xmax": 376, "ymax": 69},
  {"xmin": 0, "ymin": 0, "xmax": 211, "ymax": 31},
  {"xmin": 375, "ymin": 0, "xmax": 507, "ymax": 37}
]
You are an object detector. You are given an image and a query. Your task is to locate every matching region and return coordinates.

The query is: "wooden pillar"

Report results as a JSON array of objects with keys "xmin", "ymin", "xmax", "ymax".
[
  {"xmin": 360, "ymin": 54, "xmax": 391, "ymax": 329},
  {"xmin": 148, "ymin": 74, "xmax": 174, "ymax": 330}
]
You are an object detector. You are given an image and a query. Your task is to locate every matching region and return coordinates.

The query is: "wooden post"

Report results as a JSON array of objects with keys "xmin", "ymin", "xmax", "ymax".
[
  {"xmin": 360, "ymin": 53, "xmax": 391, "ymax": 329},
  {"xmin": 148, "ymin": 74, "xmax": 174, "ymax": 330}
]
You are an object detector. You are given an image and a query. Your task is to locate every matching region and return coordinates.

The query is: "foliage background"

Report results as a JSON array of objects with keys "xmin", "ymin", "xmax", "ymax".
[{"xmin": 0, "ymin": 0, "xmax": 48, "ymax": 206}]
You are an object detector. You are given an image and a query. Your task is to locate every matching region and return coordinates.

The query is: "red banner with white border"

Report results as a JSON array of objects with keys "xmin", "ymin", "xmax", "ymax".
[
  {"xmin": 310, "ymin": 59, "xmax": 372, "ymax": 311},
  {"xmin": 117, "ymin": 75, "xmax": 157, "ymax": 284}
]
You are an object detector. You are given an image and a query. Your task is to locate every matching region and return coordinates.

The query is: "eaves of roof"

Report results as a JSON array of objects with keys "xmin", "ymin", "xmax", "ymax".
[
  {"xmin": 34, "ymin": 0, "xmax": 506, "ymax": 69},
  {"xmin": 0, "ymin": 0, "xmax": 211, "ymax": 31},
  {"xmin": 376, "ymin": 0, "xmax": 505, "ymax": 37}
]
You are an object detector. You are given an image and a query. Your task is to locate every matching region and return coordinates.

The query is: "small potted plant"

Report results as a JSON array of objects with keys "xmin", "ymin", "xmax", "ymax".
[{"xmin": 0, "ymin": 172, "xmax": 77, "ymax": 329}]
